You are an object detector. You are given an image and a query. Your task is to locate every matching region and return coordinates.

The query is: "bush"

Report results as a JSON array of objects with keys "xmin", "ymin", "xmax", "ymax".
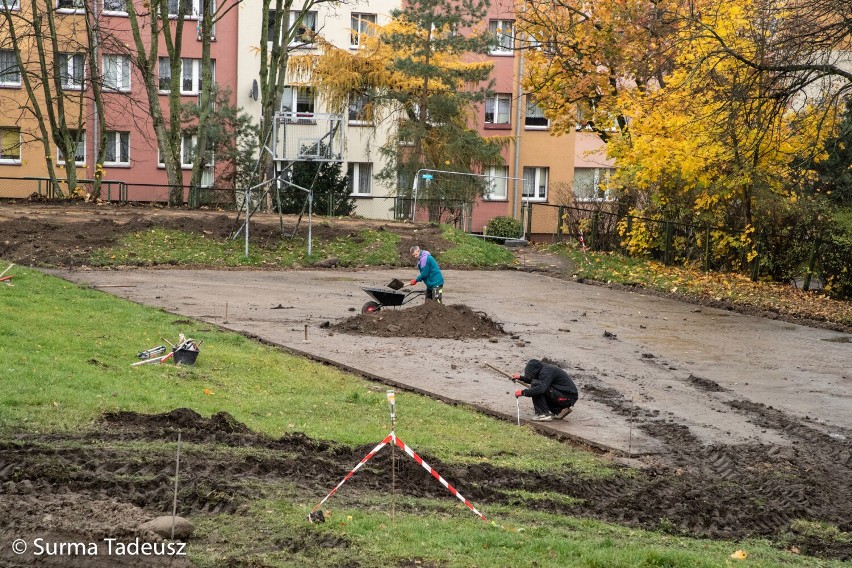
[{"xmin": 486, "ymin": 216, "xmax": 522, "ymax": 239}]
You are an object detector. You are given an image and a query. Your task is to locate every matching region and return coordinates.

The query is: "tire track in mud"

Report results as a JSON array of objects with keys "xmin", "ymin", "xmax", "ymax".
[
  {"xmin": 562, "ymin": 374, "xmax": 852, "ymax": 559},
  {"xmin": 1, "ymin": 407, "xmax": 850, "ymax": 561}
]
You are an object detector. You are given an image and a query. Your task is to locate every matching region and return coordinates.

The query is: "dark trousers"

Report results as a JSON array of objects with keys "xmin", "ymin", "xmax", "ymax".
[{"xmin": 532, "ymin": 389, "xmax": 578, "ymax": 415}]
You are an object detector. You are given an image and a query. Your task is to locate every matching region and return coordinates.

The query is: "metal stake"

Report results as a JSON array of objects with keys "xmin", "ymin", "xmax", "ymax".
[
  {"xmin": 387, "ymin": 390, "xmax": 396, "ymax": 521},
  {"xmin": 516, "ymin": 397, "xmax": 521, "ymax": 426},
  {"xmin": 171, "ymin": 431, "xmax": 182, "ymax": 540}
]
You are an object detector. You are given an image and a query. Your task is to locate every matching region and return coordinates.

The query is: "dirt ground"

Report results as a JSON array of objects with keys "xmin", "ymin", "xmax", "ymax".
[{"xmin": 2, "ymin": 201, "xmax": 852, "ymax": 563}]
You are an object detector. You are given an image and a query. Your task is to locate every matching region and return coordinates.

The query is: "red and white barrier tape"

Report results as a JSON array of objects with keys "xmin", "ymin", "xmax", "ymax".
[
  {"xmin": 310, "ymin": 434, "xmax": 392, "ymax": 515},
  {"xmin": 310, "ymin": 431, "xmax": 486, "ymax": 522},
  {"xmin": 392, "ymin": 434, "xmax": 486, "ymax": 522}
]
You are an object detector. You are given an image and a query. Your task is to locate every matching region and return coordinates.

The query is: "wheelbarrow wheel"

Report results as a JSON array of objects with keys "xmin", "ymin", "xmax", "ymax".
[{"xmin": 361, "ymin": 301, "xmax": 381, "ymax": 314}]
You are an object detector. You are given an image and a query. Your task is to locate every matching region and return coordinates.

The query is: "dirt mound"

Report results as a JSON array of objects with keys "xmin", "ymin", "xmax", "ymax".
[
  {"xmin": 0, "ymin": 202, "xmax": 457, "ymax": 269},
  {"xmin": 331, "ymin": 301, "xmax": 506, "ymax": 339}
]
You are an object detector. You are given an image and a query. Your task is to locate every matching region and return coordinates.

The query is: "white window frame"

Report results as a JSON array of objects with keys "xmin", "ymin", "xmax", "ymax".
[
  {"xmin": 289, "ymin": 10, "xmax": 317, "ymax": 46},
  {"xmin": 281, "ymin": 85, "xmax": 315, "ymax": 116},
  {"xmin": 348, "ymin": 92, "xmax": 371, "ymax": 124},
  {"xmin": 103, "ymin": 55, "xmax": 131, "ymax": 92},
  {"xmin": 525, "ymin": 97, "xmax": 549, "ymax": 129},
  {"xmin": 102, "ymin": 0, "xmax": 126, "ymax": 14},
  {"xmin": 484, "ymin": 165, "xmax": 508, "ymax": 200},
  {"xmin": 1, "ymin": 0, "xmax": 20, "ymax": 12},
  {"xmin": 59, "ymin": 53, "xmax": 85, "ymax": 90},
  {"xmin": 485, "ymin": 93, "xmax": 511, "ymax": 125},
  {"xmin": 104, "ymin": 131, "xmax": 130, "ymax": 166},
  {"xmin": 0, "ymin": 126, "xmax": 21, "ymax": 163},
  {"xmin": 348, "ymin": 162, "xmax": 372, "ymax": 195},
  {"xmin": 488, "ymin": 19, "xmax": 514, "ymax": 55},
  {"xmin": 159, "ymin": 58, "xmax": 211, "ymax": 95},
  {"xmin": 158, "ymin": 57, "xmax": 171, "ymax": 92},
  {"xmin": 168, "ymin": 0, "xmax": 202, "ymax": 18},
  {"xmin": 522, "ymin": 166, "xmax": 548, "ymax": 201},
  {"xmin": 56, "ymin": 0, "xmax": 84, "ymax": 11},
  {"xmin": 574, "ymin": 167, "xmax": 615, "ymax": 202},
  {"xmin": 350, "ymin": 13, "xmax": 376, "ymax": 48},
  {"xmin": 158, "ymin": 134, "xmax": 197, "ymax": 169},
  {"xmin": 180, "ymin": 58, "xmax": 204, "ymax": 95},
  {"xmin": 57, "ymin": 130, "xmax": 86, "ymax": 166},
  {"xmin": 0, "ymin": 50, "xmax": 21, "ymax": 86}
]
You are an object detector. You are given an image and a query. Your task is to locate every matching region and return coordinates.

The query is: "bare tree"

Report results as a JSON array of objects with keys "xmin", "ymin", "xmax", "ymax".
[{"xmin": 1, "ymin": 0, "xmax": 108, "ymax": 195}]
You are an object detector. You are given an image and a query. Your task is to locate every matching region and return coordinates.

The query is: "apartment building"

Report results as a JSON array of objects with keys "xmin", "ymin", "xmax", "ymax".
[
  {"xmin": 2, "ymin": 0, "xmax": 610, "ymax": 233},
  {"xmin": 236, "ymin": 0, "xmax": 401, "ymax": 219},
  {"xmin": 0, "ymin": 0, "xmax": 239, "ymax": 199}
]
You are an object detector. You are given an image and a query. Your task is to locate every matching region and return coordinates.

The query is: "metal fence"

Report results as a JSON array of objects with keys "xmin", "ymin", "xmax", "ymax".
[{"xmin": 531, "ymin": 202, "xmax": 852, "ymax": 300}]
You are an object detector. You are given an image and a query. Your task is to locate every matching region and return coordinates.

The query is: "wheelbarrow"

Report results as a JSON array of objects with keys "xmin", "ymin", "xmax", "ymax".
[{"xmin": 361, "ymin": 286, "xmax": 425, "ymax": 314}]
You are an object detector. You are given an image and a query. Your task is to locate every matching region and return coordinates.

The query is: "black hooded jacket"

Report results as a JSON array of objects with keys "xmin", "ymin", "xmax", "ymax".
[{"xmin": 520, "ymin": 359, "xmax": 578, "ymax": 398}]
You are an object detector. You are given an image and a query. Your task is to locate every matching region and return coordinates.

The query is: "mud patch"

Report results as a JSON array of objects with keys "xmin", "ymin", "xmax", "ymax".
[
  {"xmin": 685, "ymin": 374, "xmax": 728, "ymax": 392},
  {"xmin": 2, "ymin": 408, "xmax": 850, "ymax": 563},
  {"xmin": 331, "ymin": 302, "xmax": 506, "ymax": 339}
]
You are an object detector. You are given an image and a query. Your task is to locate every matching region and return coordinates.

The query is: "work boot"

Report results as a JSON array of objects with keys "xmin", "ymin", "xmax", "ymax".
[
  {"xmin": 531, "ymin": 413, "xmax": 553, "ymax": 422},
  {"xmin": 555, "ymin": 407, "xmax": 573, "ymax": 420}
]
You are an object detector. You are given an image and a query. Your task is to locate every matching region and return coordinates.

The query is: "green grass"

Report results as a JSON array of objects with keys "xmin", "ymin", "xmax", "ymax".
[
  {"xmin": 90, "ymin": 227, "xmax": 402, "ymax": 268},
  {"xmin": 191, "ymin": 495, "xmax": 843, "ymax": 568},
  {"xmin": 2, "ymin": 265, "xmax": 847, "ymax": 567},
  {"xmin": 87, "ymin": 224, "xmax": 513, "ymax": 269},
  {"xmin": 437, "ymin": 225, "xmax": 516, "ymax": 267}
]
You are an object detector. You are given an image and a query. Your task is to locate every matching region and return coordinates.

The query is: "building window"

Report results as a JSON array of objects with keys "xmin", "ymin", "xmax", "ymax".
[
  {"xmin": 485, "ymin": 93, "xmax": 511, "ymax": 126},
  {"xmin": 58, "ymin": 130, "xmax": 85, "ymax": 165},
  {"xmin": 290, "ymin": 10, "xmax": 317, "ymax": 45},
  {"xmin": 57, "ymin": 0, "xmax": 84, "ymax": 10},
  {"xmin": 574, "ymin": 167, "xmax": 614, "ymax": 201},
  {"xmin": 104, "ymin": 0, "xmax": 127, "ymax": 14},
  {"xmin": 281, "ymin": 86, "xmax": 315, "ymax": 115},
  {"xmin": 522, "ymin": 166, "xmax": 548, "ymax": 200},
  {"xmin": 485, "ymin": 165, "xmax": 508, "ymax": 200},
  {"xmin": 158, "ymin": 134, "xmax": 197, "ymax": 168},
  {"xmin": 1, "ymin": 0, "xmax": 21, "ymax": 10},
  {"xmin": 158, "ymin": 57, "xmax": 171, "ymax": 91},
  {"xmin": 525, "ymin": 98, "xmax": 549, "ymax": 128},
  {"xmin": 158, "ymin": 58, "xmax": 211, "ymax": 94},
  {"xmin": 168, "ymin": 0, "xmax": 200, "ymax": 17},
  {"xmin": 0, "ymin": 50, "xmax": 21, "ymax": 86},
  {"xmin": 59, "ymin": 53, "xmax": 85, "ymax": 90},
  {"xmin": 488, "ymin": 19, "xmax": 514, "ymax": 54},
  {"xmin": 104, "ymin": 131, "xmax": 129, "ymax": 165},
  {"xmin": 348, "ymin": 162, "xmax": 372, "ymax": 195},
  {"xmin": 103, "ymin": 55, "xmax": 131, "ymax": 92},
  {"xmin": 0, "ymin": 127, "xmax": 21, "ymax": 162},
  {"xmin": 350, "ymin": 13, "xmax": 376, "ymax": 48},
  {"xmin": 181, "ymin": 58, "xmax": 206, "ymax": 94},
  {"xmin": 103, "ymin": 0, "xmax": 126, "ymax": 13},
  {"xmin": 348, "ymin": 92, "xmax": 372, "ymax": 123}
]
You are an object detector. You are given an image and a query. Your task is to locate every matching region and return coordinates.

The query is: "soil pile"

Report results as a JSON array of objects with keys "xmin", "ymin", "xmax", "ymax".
[
  {"xmin": 332, "ymin": 301, "xmax": 506, "ymax": 339},
  {"xmin": 0, "ymin": 202, "xmax": 454, "ymax": 268}
]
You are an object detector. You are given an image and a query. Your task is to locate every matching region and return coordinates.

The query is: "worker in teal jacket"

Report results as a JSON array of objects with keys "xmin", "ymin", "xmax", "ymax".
[{"xmin": 409, "ymin": 245, "xmax": 444, "ymax": 303}]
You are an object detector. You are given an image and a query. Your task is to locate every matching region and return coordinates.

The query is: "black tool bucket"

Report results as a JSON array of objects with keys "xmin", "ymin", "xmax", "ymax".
[{"xmin": 173, "ymin": 347, "xmax": 200, "ymax": 366}]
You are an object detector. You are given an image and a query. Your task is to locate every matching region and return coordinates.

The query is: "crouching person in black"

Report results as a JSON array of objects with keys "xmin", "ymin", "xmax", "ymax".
[{"xmin": 512, "ymin": 359, "xmax": 578, "ymax": 422}]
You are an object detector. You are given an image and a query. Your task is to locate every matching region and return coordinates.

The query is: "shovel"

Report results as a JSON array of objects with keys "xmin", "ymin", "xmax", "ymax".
[{"xmin": 387, "ymin": 278, "xmax": 405, "ymax": 291}]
